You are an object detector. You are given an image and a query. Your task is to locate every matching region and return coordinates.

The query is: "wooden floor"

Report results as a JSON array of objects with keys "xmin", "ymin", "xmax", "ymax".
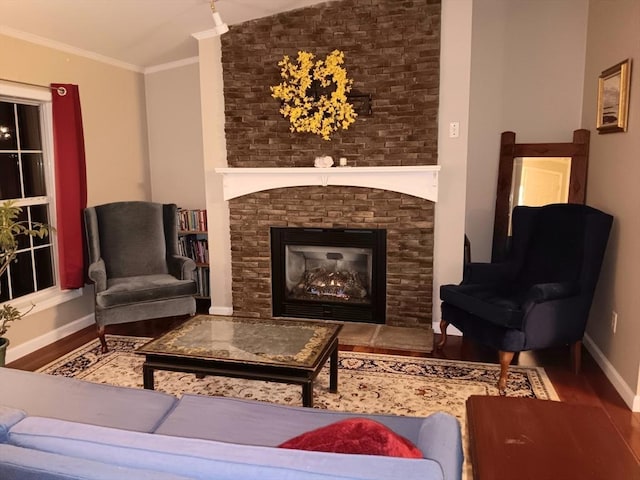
[{"xmin": 7, "ymin": 316, "xmax": 640, "ymax": 464}]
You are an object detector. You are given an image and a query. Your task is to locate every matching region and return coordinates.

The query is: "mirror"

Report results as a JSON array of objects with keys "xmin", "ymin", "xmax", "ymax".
[
  {"xmin": 508, "ymin": 156, "xmax": 572, "ymax": 233},
  {"xmin": 492, "ymin": 129, "xmax": 589, "ymax": 261}
]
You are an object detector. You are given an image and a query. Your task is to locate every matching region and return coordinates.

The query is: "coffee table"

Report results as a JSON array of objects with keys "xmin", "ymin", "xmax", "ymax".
[{"xmin": 136, "ymin": 315, "xmax": 342, "ymax": 407}]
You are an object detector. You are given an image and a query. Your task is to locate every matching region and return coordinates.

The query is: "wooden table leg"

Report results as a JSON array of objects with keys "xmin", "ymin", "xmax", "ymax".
[
  {"xmin": 498, "ymin": 350, "xmax": 515, "ymax": 395},
  {"xmin": 329, "ymin": 342, "xmax": 339, "ymax": 393},
  {"xmin": 302, "ymin": 382, "xmax": 314, "ymax": 408},
  {"xmin": 143, "ymin": 363, "xmax": 155, "ymax": 390}
]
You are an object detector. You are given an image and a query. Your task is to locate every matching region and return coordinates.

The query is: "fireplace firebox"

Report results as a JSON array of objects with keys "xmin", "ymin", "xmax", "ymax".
[{"xmin": 271, "ymin": 227, "xmax": 386, "ymax": 323}]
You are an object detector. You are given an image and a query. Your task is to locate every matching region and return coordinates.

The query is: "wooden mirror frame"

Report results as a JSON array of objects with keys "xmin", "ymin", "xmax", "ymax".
[{"xmin": 491, "ymin": 129, "xmax": 590, "ymax": 261}]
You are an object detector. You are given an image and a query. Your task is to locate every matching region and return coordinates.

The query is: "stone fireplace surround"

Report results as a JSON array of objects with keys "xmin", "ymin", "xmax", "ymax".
[{"xmin": 218, "ymin": 167, "xmax": 439, "ymax": 328}]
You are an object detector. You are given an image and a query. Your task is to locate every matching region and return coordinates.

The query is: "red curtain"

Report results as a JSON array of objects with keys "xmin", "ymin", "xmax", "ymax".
[{"xmin": 51, "ymin": 84, "xmax": 87, "ymax": 289}]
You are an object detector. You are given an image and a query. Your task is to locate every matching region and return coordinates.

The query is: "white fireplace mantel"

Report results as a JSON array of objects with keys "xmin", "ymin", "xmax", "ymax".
[{"xmin": 214, "ymin": 165, "xmax": 440, "ymax": 202}]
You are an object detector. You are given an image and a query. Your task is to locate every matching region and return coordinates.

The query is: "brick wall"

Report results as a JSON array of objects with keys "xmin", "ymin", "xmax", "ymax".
[{"xmin": 221, "ymin": 0, "xmax": 440, "ymax": 327}]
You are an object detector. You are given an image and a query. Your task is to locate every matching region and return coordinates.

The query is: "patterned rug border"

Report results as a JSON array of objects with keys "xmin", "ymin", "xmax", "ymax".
[{"xmin": 38, "ymin": 334, "xmax": 559, "ymax": 401}]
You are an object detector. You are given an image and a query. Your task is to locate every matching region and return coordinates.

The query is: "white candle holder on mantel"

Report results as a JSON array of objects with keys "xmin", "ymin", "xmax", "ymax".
[{"xmin": 314, "ymin": 156, "xmax": 334, "ymax": 168}]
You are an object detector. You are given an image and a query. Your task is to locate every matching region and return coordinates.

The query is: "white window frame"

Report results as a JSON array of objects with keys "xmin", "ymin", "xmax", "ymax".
[{"xmin": 0, "ymin": 83, "xmax": 82, "ymax": 316}]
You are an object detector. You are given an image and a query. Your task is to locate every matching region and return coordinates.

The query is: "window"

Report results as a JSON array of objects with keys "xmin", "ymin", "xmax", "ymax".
[{"xmin": 0, "ymin": 93, "xmax": 56, "ymax": 304}]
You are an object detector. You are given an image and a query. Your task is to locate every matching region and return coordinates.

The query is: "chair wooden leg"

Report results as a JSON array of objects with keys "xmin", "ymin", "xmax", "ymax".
[
  {"xmin": 97, "ymin": 325, "xmax": 108, "ymax": 354},
  {"xmin": 571, "ymin": 340, "xmax": 582, "ymax": 374},
  {"xmin": 436, "ymin": 319, "xmax": 449, "ymax": 350},
  {"xmin": 498, "ymin": 350, "xmax": 515, "ymax": 395}
]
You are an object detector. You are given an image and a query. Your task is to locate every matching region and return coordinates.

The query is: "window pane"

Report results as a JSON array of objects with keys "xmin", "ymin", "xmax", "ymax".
[
  {"xmin": 22, "ymin": 153, "xmax": 47, "ymax": 197},
  {"xmin": 0, "ymin": 102, "xmax": 17, "ymax": 150},
  {"xmin": 17, "ymin": 104, "xmax": 42, "ymax": 150},
  {"xmin": 0, "ymin": 153, "xmax": 21, "ymax": 200},
  {"xmin": 30, "ymin": 204, "xmax": 51, "ymax": 247},
  {"xmin": 34, "ymin": 247, "xmax": 54, "ymax": 290},
  {"xmin": 14, "ymin": 208, "xmax": 31, "ymax": 250},
  {"xmin": 10, "ymin": 251, "xmax": 35, "ymax": 298}
]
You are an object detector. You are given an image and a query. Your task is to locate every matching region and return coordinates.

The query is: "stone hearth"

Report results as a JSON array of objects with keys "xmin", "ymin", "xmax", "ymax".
[{"xmin": 340, "ymin": 323, "xmax": 434, "ymax": 353}]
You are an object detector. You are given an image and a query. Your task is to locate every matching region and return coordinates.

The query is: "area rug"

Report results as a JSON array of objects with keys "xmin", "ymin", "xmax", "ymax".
[{"xmin": 38, "ymin": 335, "xmax": 558, "ymax": 479}]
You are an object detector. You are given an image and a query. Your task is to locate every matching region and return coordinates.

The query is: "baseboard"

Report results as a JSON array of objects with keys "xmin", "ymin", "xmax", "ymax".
[
  {"xmin": 583, "ymin": 334, "xmax": 640, "ymax": 412},
  {"xmin": 5, "ymin": 314, "xmax": 95, "ymax": 364},
  {"xmin": 209, "ymin": 306, "xmax": 233, "ymax": 316}
]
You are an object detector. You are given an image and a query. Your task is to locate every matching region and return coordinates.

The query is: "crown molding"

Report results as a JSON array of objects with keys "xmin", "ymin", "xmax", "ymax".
[
  {"xmin": 144, "ymin": 57, "xmax": 199, "ymax": 75},
  {"xmin": 0, "ymin": 26, "xmax": 143, "ymax": 73}
]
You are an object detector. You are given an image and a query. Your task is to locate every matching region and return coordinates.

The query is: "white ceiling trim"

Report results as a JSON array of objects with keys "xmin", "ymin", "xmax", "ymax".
[
  {"xmin": 144, "ymin": 57, "xmax": 200, "ymax": 75},
  {"xmin": 0, "ymin": 26, "xmax": 143, "ymax": 73}
]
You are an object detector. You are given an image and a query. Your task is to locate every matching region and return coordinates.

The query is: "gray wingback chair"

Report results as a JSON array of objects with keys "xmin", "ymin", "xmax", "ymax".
[{"xmin": 84, "ymin": 201, "xmax": 197, "ymax": 353}]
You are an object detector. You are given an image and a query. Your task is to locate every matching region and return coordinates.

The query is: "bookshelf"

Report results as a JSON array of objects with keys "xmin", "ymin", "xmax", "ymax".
[{"xmin": 177, "ymin": 209, "xmax": 209, "ymax": 299}]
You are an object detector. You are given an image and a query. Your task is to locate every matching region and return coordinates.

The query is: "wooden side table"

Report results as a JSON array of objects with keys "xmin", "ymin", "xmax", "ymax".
[{"xmin": 466, "ymin": 395, "xmax": 639, "ymax": 480}]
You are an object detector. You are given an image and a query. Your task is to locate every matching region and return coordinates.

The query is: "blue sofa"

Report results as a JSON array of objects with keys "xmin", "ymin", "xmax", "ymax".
[{"xmin": 0, "ymin": 367, "xmax": 463, "ymax": 480}]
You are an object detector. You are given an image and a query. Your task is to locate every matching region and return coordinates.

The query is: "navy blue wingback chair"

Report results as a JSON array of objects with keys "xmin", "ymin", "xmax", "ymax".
[{"xmin": 439, "ymin": 204, "xmax": 612, "ymax": 394}]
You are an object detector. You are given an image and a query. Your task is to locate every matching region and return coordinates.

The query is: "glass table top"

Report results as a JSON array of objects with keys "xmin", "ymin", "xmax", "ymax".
[{"xmin": 137, "ymin": 315, "xmax": 342, "ymax": 368}]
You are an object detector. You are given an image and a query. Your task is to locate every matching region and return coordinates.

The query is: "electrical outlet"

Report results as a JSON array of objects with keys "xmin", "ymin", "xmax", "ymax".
[
  {"xmin": 611, "ymin": 311, "xmax": 618, "ymax": 334},
  {"xmin": 449, "ymin": 122, "xmax": 460, "ymax": 138}
]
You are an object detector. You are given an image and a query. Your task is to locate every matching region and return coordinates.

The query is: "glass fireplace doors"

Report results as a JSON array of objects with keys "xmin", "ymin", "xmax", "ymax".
[{"xmin": 271, "ymin": 228, "xmax": 386, "ymax": 323}]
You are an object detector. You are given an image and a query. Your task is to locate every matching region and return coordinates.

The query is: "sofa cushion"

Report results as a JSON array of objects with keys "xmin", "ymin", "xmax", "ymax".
[
  {"xmin": 278, "ymin": 418, "xmax": 423, "ymax": 458},
  {"xmin": 0, "ymin": 443, "xmax": 194, "ymax": 480},
  {"xmin": 97, "ymin": 274, "xmax": 196, "ymax": 308},
  {"xmin": 8, "ymin": 416, "xmax": 445, "ymax": 480},
  {"xmin": 154, "ymin": 395, "xmax": 425, "ymax": 446},
  {"xmin": 440, "ymin": 283, "xmax": 525, "ymax": 329},
  {"xmin": 0, "ymin": 367, "xmax": 176, "ymax": 432},
  {"xmin": 0, "ymin": 406, "xmax": 26, "ymax": 443},
  {"xmin": 154, "ymin": 396, "xmax": 463, "ymax": 480}
]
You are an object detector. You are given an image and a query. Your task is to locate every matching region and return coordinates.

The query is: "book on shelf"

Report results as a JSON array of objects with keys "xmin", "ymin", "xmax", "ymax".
[
  {"xmin": 177, "ymin": 208, "xmax": 210, "ymax": 299},
  {"xmin": 178, "ymin": 236, "xmax": 209, "ymax": 264},
  {"xmin": 177, "ymin": 208, "xmax": 207, "ymax": 232},
  {"xmin": 195, "ymin": 266, "xmax": 210, "ymax": 298}
]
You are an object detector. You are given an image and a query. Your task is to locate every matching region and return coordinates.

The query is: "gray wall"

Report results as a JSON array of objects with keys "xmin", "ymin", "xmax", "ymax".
[
  {"xmin": 466, "ymin": 0, "xmax": 589, "ymax": 262},
  {"xmin": 464, "ymin": 0, "xmax": 639, "ymax": 408},
  {"xmin": 145, "ymin": 61, "xmax": 206, "ymax": 210},
  {"xmin": 581, "ymin": 0, "xmax": 640, "ymax": 406}
]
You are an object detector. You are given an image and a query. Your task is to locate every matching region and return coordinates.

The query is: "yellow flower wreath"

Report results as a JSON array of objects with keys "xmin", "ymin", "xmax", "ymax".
[{"xmin": 271, "ymin": 50, "xmax": 357, "ymax": 141}]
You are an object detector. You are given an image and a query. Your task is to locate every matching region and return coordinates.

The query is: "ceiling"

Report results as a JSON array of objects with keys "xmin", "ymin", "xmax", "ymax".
[{"xmin": 0, "ymin": 0, "xmax": 335, "ymax": 70}]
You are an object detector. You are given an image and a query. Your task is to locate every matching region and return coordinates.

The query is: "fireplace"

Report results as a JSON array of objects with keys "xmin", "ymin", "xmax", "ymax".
[{"xmin": 271, "ymin": 227, "xmax": 386, "ymax": 323}]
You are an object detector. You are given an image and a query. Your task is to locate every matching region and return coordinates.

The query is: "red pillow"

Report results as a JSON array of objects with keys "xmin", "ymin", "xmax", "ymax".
[{"xmin": 278, "ymin": 418, "xmax": 423, "ymax": 458}]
